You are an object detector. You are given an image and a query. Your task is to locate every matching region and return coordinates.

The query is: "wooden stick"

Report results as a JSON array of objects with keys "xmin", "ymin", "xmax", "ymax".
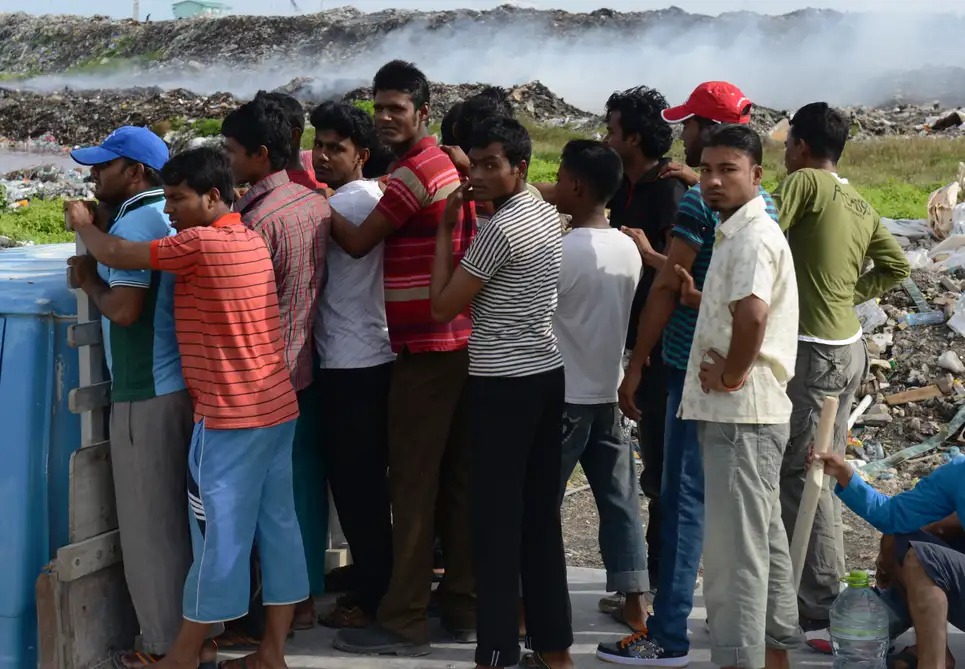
[{"xmin": 790, "ymin": 395, "xmax": 839, "ymax": 592}]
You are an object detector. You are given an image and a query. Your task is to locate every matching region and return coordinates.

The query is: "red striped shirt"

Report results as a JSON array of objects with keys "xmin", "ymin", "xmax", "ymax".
[
  {"xmin": 376, "ymin": 136, "xmax": 475, "ymax": 353},
  {"xmin": 149, "ymin": 213, "xmax": 299, "ymax": 429}
]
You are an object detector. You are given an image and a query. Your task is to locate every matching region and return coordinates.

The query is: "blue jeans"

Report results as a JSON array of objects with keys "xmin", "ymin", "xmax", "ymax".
[
  {"xmin": 648, "ymin": 367, "xmax": 704, "ymax": 654},
  {"xmin": 560, "ymin": 402, "xmax": 649, "ymax": 593}
]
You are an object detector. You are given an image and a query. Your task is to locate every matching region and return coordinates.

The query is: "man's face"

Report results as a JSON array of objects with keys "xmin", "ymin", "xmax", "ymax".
[
  {"xmin": 224, "ymin": 136, "xmax": 263, "ymax": 185},
  {"xmin": 468, "ymin": 142, "xmax": 523, "ymax": 202},
  {"xmin": 312, "ymin": 130, "xmax": 363, "ymax": 190},
  {"xmin": 163, "ymin": 182, "xmax": 212, "ymax": 232},
  {"xmin": 699, "ymin": 145, "xmax": 761, "ymax": 213},
  {"xmin": 90, "ymin": 158, "xmax": 134, "ymax": 204},
  {"xmin": 373, "ymin": 90, "xmax": 426, "ymax": 150},
  {"xmin": 681, "ymin": 118, "xmax": 707, "ymax": 168},
  {"xmin": 554, "ymin": 163, "xmax": 579, "ymax": 216},
  {"xmin": 604, "ymin": 111, "xmax": 632, "ymax": 162},
  {"xmin": 784, "ymin": 128, "xmax": 807, "ymax": 174}
]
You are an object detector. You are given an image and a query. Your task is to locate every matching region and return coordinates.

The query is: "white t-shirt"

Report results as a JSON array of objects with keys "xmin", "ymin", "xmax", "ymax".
[
  {"xmin": 461, "ymin": 191, "xmax": 563, "ymax": 377},
  {"xmin": 314, "ymin": 180, "xmax": 395, "ymax": 369},
  {"xmin": 553, "ymin": 227, "xmax": 642, "ymax": 404}
]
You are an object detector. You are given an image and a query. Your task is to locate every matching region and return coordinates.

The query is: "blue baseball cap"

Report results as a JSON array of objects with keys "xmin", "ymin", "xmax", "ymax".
[{"xmin": 70, "ymin": 126, "xmax": 169, "ymax": 171}]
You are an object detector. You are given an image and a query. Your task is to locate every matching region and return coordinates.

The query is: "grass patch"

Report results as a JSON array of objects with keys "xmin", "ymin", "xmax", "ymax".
[
  {"xmin": 0, "ymin": 200, "xmax": 73, "ymax": 245},
  {"xmin": 190, "ymin": 118, "xmax": 223, "ymax": 137}
]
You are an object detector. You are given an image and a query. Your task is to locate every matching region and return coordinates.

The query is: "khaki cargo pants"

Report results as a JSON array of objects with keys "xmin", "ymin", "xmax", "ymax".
[{"xmin": 780, "ymin": 338, "xmax": 868, "ymax": 625}]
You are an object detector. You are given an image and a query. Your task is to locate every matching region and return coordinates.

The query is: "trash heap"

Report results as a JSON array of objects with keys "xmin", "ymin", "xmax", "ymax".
[{"xmin": 848, "ymin": 163, "xmax": 965, "ymax": 494}]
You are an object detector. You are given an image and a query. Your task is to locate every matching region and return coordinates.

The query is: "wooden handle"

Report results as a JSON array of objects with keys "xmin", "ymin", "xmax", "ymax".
[{"xmin": 790, "ymin": 395, "xmax": 839, "ymax": 592}]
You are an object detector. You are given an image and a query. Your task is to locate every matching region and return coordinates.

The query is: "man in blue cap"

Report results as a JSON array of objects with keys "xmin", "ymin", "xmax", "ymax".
[{"xmin": 67, "ymin": 126, "xmax": 217, "ymax": 667}]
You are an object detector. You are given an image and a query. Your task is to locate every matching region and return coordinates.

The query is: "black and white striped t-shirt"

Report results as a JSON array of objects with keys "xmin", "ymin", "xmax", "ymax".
[{"xmin": 461, "ymin": 190, "xmax": 563, "ymax": 377}]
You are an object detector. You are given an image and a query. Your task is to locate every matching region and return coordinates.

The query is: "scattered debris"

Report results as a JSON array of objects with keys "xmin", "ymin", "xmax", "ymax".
[{"xmin": 884, "ymin": 385, "xmax": 943, "ymax": 406}]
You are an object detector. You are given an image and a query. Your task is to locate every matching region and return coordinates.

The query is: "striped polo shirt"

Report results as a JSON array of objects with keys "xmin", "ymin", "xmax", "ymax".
[
  {"xmin": 461, "ymin": 191, "xmax": 563, "ymax": 377},
  {"xmin": 97, "ymin": 189, "xmax": 185, "ymax": 402},
  {"xmin": 663, "ymin": 184, "xmax": 779, "ymax": 370},
  {"xmin": 149, "ymin": 213, "xmax": 299, "ymax": 430},
  {"xmin": 376, "ymin": 136, "xmax": 475, "ymax": 353}
]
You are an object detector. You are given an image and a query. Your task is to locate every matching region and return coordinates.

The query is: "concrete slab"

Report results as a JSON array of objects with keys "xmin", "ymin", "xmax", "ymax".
[{"xmin": 225, "ymin": 567, "xmax": 964, "ymax": 668}]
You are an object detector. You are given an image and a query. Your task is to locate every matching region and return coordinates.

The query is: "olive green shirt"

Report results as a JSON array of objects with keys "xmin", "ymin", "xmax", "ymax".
[{"xmin": 773, "ymin": 168, "xmax": 910, "ymax": 343}]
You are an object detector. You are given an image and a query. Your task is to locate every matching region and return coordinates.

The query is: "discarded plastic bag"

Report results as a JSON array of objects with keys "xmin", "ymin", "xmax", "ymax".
[
  {"xmin": 953, "ymin": 202, "xmax": 965, "ymax": 236},
  {"xmin": 948, "ymin": 293, "xmax": 965, "ymax": 338},
  {"xmin": 855, "ymin": 299, "xmax": 888, "ymax": 333},
  {"xmin": 882, "ymin": 217, "xmax": 931, "ymax": 240},
  {"xmin": 904, "ymin": 248, "xmax": 931, "ymax": 270}
]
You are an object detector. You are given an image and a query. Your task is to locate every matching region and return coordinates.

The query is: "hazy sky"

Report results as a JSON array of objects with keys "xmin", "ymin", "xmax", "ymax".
[{"xmin": 3, "ymin": 0, "xmax": 964, "ymax": 20}]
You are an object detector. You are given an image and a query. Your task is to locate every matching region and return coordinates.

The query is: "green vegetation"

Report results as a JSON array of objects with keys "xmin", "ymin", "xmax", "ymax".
[
  {"xmin": 0, "ymin": 200, "xmax": 73, "ymax": 245},
  {"xmin": 3, "ymin": 120, "xmax": 962, "ymax": 244}
]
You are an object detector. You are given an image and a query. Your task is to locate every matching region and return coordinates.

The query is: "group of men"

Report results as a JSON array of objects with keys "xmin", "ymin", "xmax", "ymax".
[{"xmin": 63, "ymin": 54, "xmax": 965, "ymax": 669}]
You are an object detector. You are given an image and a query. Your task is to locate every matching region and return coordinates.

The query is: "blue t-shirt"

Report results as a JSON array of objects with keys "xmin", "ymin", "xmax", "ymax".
[
  {"xmin": 96, "ymin": 190, "xmax": 185, "ymax": 401},
  {"xmin": 662, "ymin": 184, "xmax": 779, "ymax": 370}
]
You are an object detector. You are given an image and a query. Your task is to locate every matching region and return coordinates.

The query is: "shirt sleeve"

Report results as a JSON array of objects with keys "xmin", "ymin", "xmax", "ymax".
[
  {"xmin": 836, "ymin": 457, "xmax": 962, "ymax": 535},
  {"xmin": 374, "ymin": 165, "xmax": 430, "ymax": 229},
  {"xmin": 557, "ymin": 234, "xmax": 577, "ymax": 298},
  {"xmin": 461, "ymin": 220, "xmax": 512, "ymax": 281},
  {"xmin": 107, "ymin": 211, "xmax": 169, "ymax": 288},
  {"xmin": 150, "ymin": 227, "xmax": 204, "ymax": 276},
  {"xmin": 670, "ymin": 187, "xmax": 712, "ymax": 250},
  {"xmin": 854, "ymin": 215, "xmax": 912, "ymax": 304},
  {"xmin": 772, "ymin": 171, "xmax": 816, "ymax": 233},
  {"xmin": 724, "ymin": 229, "xmax": 780, "ymax": 307}
]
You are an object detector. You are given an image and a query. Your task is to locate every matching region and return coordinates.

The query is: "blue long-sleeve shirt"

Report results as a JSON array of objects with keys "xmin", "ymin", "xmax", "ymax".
[{"xmin": 835, "ymin": 456, "xmax": 964, "ymax": 535}]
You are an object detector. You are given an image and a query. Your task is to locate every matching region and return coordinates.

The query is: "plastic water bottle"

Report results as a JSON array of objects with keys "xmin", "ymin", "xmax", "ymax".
[
  {"xmin": 902, "ymin": 310, "xmax": 945, "ymax": 326},
  {"xmin": 829, "ymin": 570, "xmax": 890, "ymax": 669}
]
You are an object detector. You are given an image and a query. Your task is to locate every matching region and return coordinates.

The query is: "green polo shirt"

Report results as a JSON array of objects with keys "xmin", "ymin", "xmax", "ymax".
[{"xmin": 773, "ymin": 168, "xmax": 910, "ymax": 343}]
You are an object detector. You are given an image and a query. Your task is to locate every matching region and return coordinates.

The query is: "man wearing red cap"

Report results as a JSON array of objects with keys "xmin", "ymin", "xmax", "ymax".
[{"xmin": 607, "ymin": 82, "xmax": 782, "ymax": 667}]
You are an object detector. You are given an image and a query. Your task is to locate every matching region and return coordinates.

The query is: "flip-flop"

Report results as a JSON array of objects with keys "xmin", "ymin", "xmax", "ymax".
[
  {"xmin": 111, "ymin": 650, "xmax": 160, "ymax": 669},
  {"xmin": 218, "ymin": 654, "xmax": 255, "ymax": 669},
  {"xmin": 215, "ymin": 629, "xmax": 293, "ymax": 651}
]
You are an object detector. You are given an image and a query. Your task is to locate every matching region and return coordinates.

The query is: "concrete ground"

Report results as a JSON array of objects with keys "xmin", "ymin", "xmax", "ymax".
[{"xmin": 226, "ymin": 567, "xmax": 964, "ymax": 668}]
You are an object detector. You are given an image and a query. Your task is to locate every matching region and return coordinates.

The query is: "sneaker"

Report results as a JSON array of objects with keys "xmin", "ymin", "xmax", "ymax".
[
  {"xmin": 597, "ymin": 630, "xmax": 690, "ymax": 666},
  {"xmin": 333, "ymin": 625, "xmax": 431, "ymax": 657},
  {"xmin": 804, "ymin": 628, "xmax": 833, "ymax": 655}
]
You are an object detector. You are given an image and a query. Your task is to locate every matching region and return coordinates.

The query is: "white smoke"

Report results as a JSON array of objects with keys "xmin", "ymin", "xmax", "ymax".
[{"xmin": 15, "ymin": 8, "xmax": 965, "ymax": 111}]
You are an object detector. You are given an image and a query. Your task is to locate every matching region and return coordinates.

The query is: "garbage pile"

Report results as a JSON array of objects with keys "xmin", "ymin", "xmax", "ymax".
[
  {"xmin": 847, "ymin": 164, "xmax": 965, "ymax": 494},
  {"xmin": 0, "ymin": 164, "xmax": 91, "ymax": 208}
]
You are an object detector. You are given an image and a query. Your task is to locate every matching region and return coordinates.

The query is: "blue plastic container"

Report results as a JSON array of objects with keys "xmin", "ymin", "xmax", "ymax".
[{"xmin": 0, "ymin": 244, "xmax": 80, "ymax": 669}]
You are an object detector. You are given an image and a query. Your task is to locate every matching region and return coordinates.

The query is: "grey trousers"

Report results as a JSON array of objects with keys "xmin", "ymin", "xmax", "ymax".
[
  {"xmin": 700, "ymin": 421, "xmax": 801, "ymax": 669},
  {"xmin": 780, "ymin": 338, "xmax": 867, "ymax": 625},
  {"xmin": 110, "ymin": 390, "xmax": 195, "ymax": 655}
]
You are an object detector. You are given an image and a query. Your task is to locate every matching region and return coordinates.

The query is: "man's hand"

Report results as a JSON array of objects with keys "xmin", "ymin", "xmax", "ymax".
[
  {"xmin": 64, "ymin": 200, "xmax": 96, "ymax": 231},
  {"xmin": 440, "ymin": 145, "xmax": 470, "ymax": 177},
  {"xmin": 807, "ymin": 449, "xmax": 854, "ymax": 489},
  {"xmin": 618, "ymin": 362, "xmax": 644, "ymax": 422},
  {"xmin": 621, "ymin": 226, "xmax": 654, "ymax": 256},
  {"xmin": 674, "ymin": 264, "xmax": 701, "ymax": 308},
  {"xmin": 443, "ymin": 181, "xmax": 472, "ymax": 230},
  {"xmin": 67, "ymin": 254, "xmax": 97, "ymax": 289},
  {"xmin": 698, "ymin": 349, "xmax": 744, "ymax": 393},
  {"xmin": 659, "ymin": 161, "xmax": 699, "ymax": 187}
]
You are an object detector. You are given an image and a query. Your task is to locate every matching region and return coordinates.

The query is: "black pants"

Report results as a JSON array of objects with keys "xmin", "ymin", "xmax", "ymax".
[
  {"xmin": 637, "ymin": 348, "xmax": 667, "ymax": 587},
  {"xmin": 318, "ymin": 363, "xmax": 394, "ymax": 616},
  {"xmin": 469, "ymin": 368, "xmax": 573, "ymax": 667}
]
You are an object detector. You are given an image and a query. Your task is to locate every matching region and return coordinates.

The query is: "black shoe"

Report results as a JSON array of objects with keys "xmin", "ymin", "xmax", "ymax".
[{"xmin": 333, "ymin": 625, "xmax": 431, "ymax": 657}]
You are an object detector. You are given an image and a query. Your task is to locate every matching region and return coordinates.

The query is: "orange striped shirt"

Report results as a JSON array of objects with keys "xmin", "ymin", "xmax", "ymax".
[{"xmin": 149, "ymin": 213, "xmax": 299, "ymax": 430}]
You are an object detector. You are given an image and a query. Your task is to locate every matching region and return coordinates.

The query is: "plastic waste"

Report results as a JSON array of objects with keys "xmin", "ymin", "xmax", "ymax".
[
  {"xmin": 903, "ymin": 248, "xmax": 931, "ymax": 270},
  {"xmin": 903, "ymin": 311, "xmax": 946, "ymax": 326},
  {"xmin": 880, "ymin": 217, "xmax": 931, "ymax": 240},
  {"xmin": 854, "ymin": 300, "xmax": 888, "ymax": 333},
  {"xmin": 948, "ymin": 293, "xmax": 965, "ymax": 338},
  {"xmin": 829, "ymin": 570, "xmax": 890, "ymax": 669}
]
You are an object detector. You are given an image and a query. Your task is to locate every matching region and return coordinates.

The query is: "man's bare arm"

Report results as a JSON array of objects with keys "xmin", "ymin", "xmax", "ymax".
[
  {"xmin": 81, "ymin": 277, "xmax": 146, "ymax": 327},
  {"xmin": 722, "ymin": 296, "xmax": 769, "ymax": 386},
  {"xmin": 330, "ymin": 208, "xmax": 396, "ymax": 259}
]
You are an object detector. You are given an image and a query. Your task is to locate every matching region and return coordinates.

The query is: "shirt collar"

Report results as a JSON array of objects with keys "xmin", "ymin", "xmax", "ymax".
[
  {"xmin": 236, "ymin": 170, "xmax": 292, "ymax": 213},
  {"xmin": 397, "ymin": 136, "xmax": 438, "ymax": 163},
  {"xmin": 717, "ymin": 195, "xmax": 767, "ymax": 239},
  {"xmin": 211, "ymin": 212, "xmax": 243, "ymax": 228},
  {"xmin": 114, "ymin": 188, "xmax": 165, "ymax": 221}
]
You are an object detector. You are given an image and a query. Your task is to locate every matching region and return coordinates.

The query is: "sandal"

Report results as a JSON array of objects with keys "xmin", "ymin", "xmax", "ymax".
[
  {"xmin": 218, "ymin": 655, "xmax": 256, "ymax": 669},
  {"xmin": 317, "ymin": 597, "xmax": 372, "ymax": 629},
  {"xmin": 214, "ymin": 629, "xmax": 292, "ymax": 652},
  {"xmin": 888, "ymin": 646, "xmax": 919, "ymax": 669},
  {"xmin": 111, "ymin": 640, "xmax": 218, "ymax": 669},
  {"xmin": 519, "ymin": 652, "xmax": 550, "ymax": 668}
]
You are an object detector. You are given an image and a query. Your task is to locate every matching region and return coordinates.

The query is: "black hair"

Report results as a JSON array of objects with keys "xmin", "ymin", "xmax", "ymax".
[
  {"xmin": 604, "ymin": 86, "xmax": 673, "ymax": 159},
  {"xmin": 441, "ymin": 101, "xmax": 464, "ymax": 146},
  {"xmin": 456, "ymin": 87, "xmax": 515, "ymax": 152},
  {"xmin": 363, "ymin": 142, "xmax": 395, "ymax": 179},
  {"xmin": 309, "ymin": 101, "xmax": 377, "ymax": 152},
  {"xmin": 789, "ymin": 101, "xmax": 849, "ymax": 163},
  {"xmin": 468, "ymin": 116, "xmax": 531, "ymax": 168},
  {"xmin": 123, "ymin": 157, "xmax": 164, "ymax": 187},
  {"xmin": 702, "ymin": 124, "xmax": 763, "ymax": 165},
  {"xmin": 372, "ymin": 60, "xmax": 430, "ymax": 109},
  {"xmin": 160, "ymin": 146, "xmax": 236, "ymax": 205},
  {"xmin": 560, "ymin": 139, "xmax": 624, "ymax": 204},
  {"xmin": 221, "ymin": 97, "xmax": 292, "ymax": 171},
  {"xmin": 254, "ymin": 90, "xmax": 305, "ymax": 133}
]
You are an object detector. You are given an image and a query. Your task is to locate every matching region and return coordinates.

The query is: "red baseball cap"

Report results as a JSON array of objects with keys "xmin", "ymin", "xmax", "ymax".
[{"xmin": 661, "ymin": 82, "xmax": 753, "ymax": 125}]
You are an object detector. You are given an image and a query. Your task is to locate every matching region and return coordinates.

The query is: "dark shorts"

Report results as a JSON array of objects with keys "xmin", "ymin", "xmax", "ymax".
[{"xmin": 877, "ymin": 530, "xmax": 965, "ymax": 636}]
